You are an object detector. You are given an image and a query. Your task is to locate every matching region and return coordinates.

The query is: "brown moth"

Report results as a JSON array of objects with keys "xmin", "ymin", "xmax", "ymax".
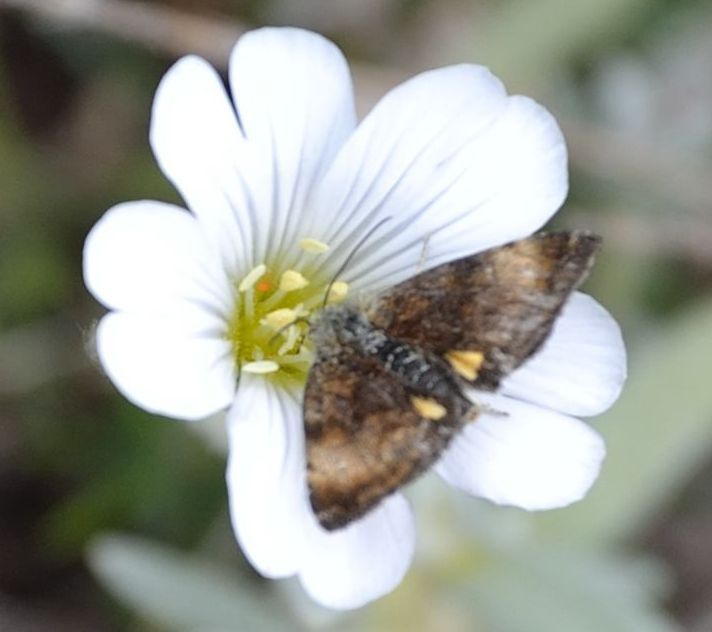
[{"xmin": 304, "ymin": 231, "xmax": 601, "ymax": 530}]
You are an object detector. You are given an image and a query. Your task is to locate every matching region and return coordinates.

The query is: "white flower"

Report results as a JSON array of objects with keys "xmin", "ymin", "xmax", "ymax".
[{"xmin": 83, "ymin": 27, "xmax": 626, "ymax": 609}]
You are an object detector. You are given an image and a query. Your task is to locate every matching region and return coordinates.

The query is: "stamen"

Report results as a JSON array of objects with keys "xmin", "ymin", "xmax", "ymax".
[
  {"xmin": 238, "ymin": 264, "xmax": 267, "ymax": 292},
  {"xmin": 259, "ymin": 289, "xmax": 286, "ymax": 312},
  {"xmin": 244, "ymin": 287, "xmax": 255, "ymax": 321},
  {"xmin": 279, "ymin": 270, "xmax": 309, "ymax": 292},
  {"xmin": 299, "ymin": 237, "xmax": 330, "ymax": 253},
  {"xmin": 328, "ymin": 281, "xmax": 349, "ymax": 303},
  {"xmin": 278, "ymin": 325, "xmax": 300, "ymax": 355},
  {"xmin": 262, "ymin": 308, "xmax": 297, "ymax": 330},
  {"xmin": 277, "ymin": 350, "xmax": 313, "ymax": 365},
  {"xmin": 242, "ymin": 360, "xmax": 279, "ymax": 374}
]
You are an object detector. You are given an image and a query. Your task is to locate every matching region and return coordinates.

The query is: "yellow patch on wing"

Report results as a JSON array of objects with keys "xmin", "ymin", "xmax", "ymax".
[
  {"xmin": 411, "ymin": 396, "xmax": 447, "ymax": 421},
  {"xmin": 446, "ymin": 350, "xmax": 485, "ymax": 381}
]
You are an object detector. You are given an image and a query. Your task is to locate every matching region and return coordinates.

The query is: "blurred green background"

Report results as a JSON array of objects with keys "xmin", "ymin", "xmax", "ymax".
[{"xmin": 2, "ymin": 0, "xmax": 712, "ymax": 630}]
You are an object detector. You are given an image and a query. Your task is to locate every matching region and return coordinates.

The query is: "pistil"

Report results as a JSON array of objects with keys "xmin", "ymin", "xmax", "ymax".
[{"xmin": 227, "ymin": 238, "xmax": 349, "ymax": 383}]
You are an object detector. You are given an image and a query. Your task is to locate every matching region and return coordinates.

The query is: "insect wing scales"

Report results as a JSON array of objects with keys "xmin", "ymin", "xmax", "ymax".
[
  {"xmin": 366, "ymin": 231, "xmax": 601, "ymax": 389},
  {"xmin": 304, "ymin": 309, "xmax": 473, "ymax": 530}
]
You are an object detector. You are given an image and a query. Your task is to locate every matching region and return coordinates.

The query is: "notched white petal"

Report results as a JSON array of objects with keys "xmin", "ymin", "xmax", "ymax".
[
  {"xmin": 150, "ymin": 54, "xmax": 254, "ymax": 272},
  {"xmin": 226, "ymin": 377, "xmax": 305, "ymax": 578},
  {"xmin": 229, "ymin": 27, "xmax": 356, "ymax": 263},
  {"xmin": 298, "ymin": 493, "xmax": 415, "ymax": 609},
  {"xmin": 503, "ymin": 292, "xmax": 627, "ymax": 417},
  {"xmin": 437, "ymin": 392, "xmax": 605, "ymax": 511},
  {"xmin": 96, "ymin": 312, "xmax": 235, "ymax": 421},
  {"xmin": 83, "ymin": 201, "xmax": 229, "ymax": 319},
  {"xmin": 313, "ymin": 65, "xmax": 568, "ymax": 292}
]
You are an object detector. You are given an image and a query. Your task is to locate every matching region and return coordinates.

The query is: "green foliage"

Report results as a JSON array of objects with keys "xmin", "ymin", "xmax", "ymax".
[
  {"xmin": 465, "ymin": 548, "xmax": 679, "ymax": 632},
  {"xmin": 472, "ymin": 0, "xmax": 652, "ymax": 87},
  {"xmin": 88, "ymin": 534, "xmax": 298, "ymax": 631}
]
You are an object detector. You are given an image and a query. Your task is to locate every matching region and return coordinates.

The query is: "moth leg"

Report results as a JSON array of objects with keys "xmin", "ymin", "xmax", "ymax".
[{"xmin": 474, "ymin": 401, "xmax": 508, "ymax": 420}]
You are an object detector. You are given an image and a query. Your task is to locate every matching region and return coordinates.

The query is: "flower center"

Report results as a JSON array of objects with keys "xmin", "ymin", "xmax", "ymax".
[{"xmin": 226, "ymin": 238, "xmax": 347, "ymax": 386}]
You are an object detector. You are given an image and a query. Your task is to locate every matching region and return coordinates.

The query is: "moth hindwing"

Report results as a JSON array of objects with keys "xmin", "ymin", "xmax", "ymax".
[{"xmin": 304, "ymin": 230, "xmax": 600, "ymax": 530}]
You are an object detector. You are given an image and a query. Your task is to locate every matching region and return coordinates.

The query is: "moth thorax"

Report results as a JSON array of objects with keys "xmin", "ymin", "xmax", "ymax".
[{"xmin": 310, "ymin": 305, "xmax": 376, "ymax": 349}]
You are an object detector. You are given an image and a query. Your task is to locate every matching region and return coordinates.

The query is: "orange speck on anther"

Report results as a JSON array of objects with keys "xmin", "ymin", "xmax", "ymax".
[{"xmin": 256, "ymin": 280, "xmax": 271, "ymax": 293}]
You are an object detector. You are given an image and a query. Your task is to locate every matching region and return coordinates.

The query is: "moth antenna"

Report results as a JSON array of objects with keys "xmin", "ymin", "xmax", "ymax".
[{"xmin": 322, "ymin": 216, "xmax": 392, "ymax": 308}]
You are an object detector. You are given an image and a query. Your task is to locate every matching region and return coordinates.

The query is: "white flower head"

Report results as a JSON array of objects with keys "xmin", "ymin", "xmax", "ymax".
[{"xmin": 83, "ymin": 27, "xmax": 626, "ymax": 609}]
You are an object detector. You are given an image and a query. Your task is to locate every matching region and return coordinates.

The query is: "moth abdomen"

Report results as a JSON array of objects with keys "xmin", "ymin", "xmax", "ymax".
[{"xmin": 371, "ymin": 338, "xmax": 457, "ymax": 397}]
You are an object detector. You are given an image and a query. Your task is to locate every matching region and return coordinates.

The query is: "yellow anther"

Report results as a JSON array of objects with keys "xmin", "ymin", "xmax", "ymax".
[
  {"xmin": 327, "ymin": 281, "xmax": 349, "ymax": 303},
  {"xmin": 446, "ymin": 350, "xmax": 485, "ymax": 381},
  {"xmin": 279, "ymin": 270, "xmax": 309, "ymax": 292},
  {"xmin": 299, "ymin": 237, "xmax": 330, "ymax": 253},
  {"xmin": 411, "ymin": 396, "xmax": 447, "ymax": 420},
  {"xmin": 278, "ymin": 325, "xmax": 300, "ymax": 356},
  {"xmin": 238, "ymin": 264, "xmax": 267, "ymax": 292},
  {"xmin": 242, "ymin": 360, "xmax": 279, "ymax": 374},
  {"xmin": 262, "ymin": 308, "xmax": 297, "ymax": 330}
]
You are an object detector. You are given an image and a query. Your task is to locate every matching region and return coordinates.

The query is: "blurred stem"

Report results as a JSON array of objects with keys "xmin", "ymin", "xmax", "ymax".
[
  {"xmin": 563, "ymin": 208, "xmax": 712, "ymax": 268},
  {"xmin": 0, "ymin": 0, "xmax": 246, "ymax": 66},
  {"xmin": 562, "ymin": 119, "xmax": 712, "ymax": 218},
  {"xmin": 0, "ymin": 315, "xmax": 90, "ymax": 396},
  {"xmin": 3, "ymin": 0, "xmax": 709, "ymax": 222}
]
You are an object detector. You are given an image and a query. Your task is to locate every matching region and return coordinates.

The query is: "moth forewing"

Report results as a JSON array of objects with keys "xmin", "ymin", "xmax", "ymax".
[{"xmin": 365, "ymin": 231, "xmax": 601, "ymax": 390}]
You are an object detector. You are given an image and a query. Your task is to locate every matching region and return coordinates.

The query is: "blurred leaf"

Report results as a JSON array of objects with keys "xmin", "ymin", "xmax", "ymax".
[
  {"xmin": 370, "ymin": 487, "xmax": 677, "ymax": 632},
  {"xmin": 468, "ymin": 548, "xmax": 679, "ymax": 632},
  {"xmin": 473, "ymin": 0, "xmax": 650, "ymax": 87},
  {"xmin": 364, "ymin": 481, "xmax": 676, "ymax": 632},
  {"xmin": 0, "ymin": 88, "xmax": 51, "ymax": 218},
  {"xmin": 536, "ymin": 298, "xmax": 712, "ymax": 544},
  {"xmin": 0, "ymin": 231, "xmax": 70, "ymax": 326},
  {"xmin": 41, "ymin": 402, "xmax": 226, "ymax": 555},
  {"xmin": 88, "ymin": 533, "xmax": 298, "ymax": 632}
]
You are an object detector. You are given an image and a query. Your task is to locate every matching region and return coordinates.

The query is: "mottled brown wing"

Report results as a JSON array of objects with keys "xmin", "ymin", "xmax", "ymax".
[
  {"xmin": 304, "ymin": 348, "xmax": 472, "ymax": 531},
  {"xmin": 366, "ymin": 231, "xmax": 601, "ymax": 389}
]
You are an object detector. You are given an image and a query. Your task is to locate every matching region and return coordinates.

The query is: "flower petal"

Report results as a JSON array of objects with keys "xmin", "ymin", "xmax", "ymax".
[
  {"xmin": 150, "ymin": 54, "xmax": 253, "ymax": 273},
  {"xmin": 228, "ymin": 27, "xmax": 357, "ymax": 265},
  {"xmin": 226, "ymin": 376, "xmax": 306, "ymax": 578},
  {"xmin": 436, "ymin": 392, "xmax": 605, "ymax": 510},
  {"xmin": 310, "ymin": 65, "xmax": 567, "ymax": 291},
  {"xmin": 502, "ymin": 292, "xmax": 627, "ymax": 417},
  {"xmin": 96, "ymin": 312, "xmax": 235, "ymax": 420},
  {"xmin": 298, "ymin": 494, "xmax": 415, "ymax": 610},
  {"xmin": 83, "ymin": 201, "xmax": 231, "ymax": 318},
  {"xmin": 226, "ymin": 375, "xmax": 416, "ymax": 608}
]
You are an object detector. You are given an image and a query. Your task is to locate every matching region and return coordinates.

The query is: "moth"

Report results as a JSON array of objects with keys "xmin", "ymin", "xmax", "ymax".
[{"xmin": 304, "ymin": 231, "xmax": 600, "ymax": 530}]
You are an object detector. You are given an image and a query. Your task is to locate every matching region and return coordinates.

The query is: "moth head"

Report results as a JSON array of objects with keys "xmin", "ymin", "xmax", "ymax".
[{"xmin": 308, "ymin": 304, "xmax": 372, "ymax": 354}]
